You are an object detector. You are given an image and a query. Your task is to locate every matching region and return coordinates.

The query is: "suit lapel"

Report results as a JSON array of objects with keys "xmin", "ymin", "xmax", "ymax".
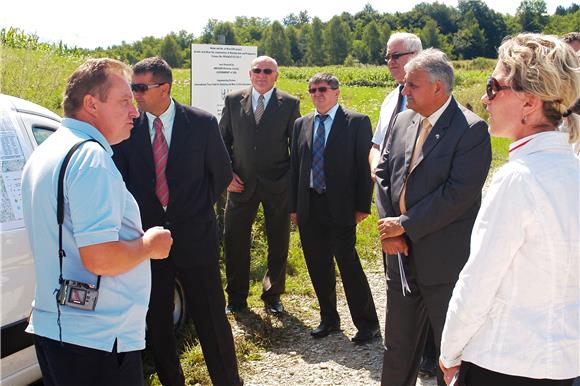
[
  {"xmin": 403, "ymin": 114, "xmax": 421, "ymax": 172},
  {"xmin": 166, "ymin": 101, "xmax": 191, "ymax": 170},
  {"xmin": 134, "ymin": 113, "xmax": 155, "ymax": 172},
  {"xmin": 303, "ymin": 114, "xmax": 315, "ymax": 155},
  {"xmin": 240, "ymin": 87, "xmax": 255, "ymax": 127},
  {"xmin": 257, "ymin": 88, "xmax": 281, "ymax": 128},
  {"xmin": 412, "ymin": 97, "xmax": 456, "ymax": 168},
  {"xmin": 325, "ymin": 105, "xmax": 345, "ymax": 149}
]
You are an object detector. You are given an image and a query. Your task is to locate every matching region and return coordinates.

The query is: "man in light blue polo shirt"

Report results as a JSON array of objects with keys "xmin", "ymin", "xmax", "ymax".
[{"xmin": 21, "ymin": 58, "xmax": 173, "ymax": 386}]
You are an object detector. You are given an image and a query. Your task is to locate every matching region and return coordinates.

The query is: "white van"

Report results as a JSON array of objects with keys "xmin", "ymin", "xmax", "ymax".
[{"xmin": 1, "ymin": 94, "xmax": 60, "ymax": 386}]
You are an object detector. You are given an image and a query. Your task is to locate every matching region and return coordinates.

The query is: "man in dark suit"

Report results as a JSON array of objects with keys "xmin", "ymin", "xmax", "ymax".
[
  {"xmin": 112, "ymin": 57, "xmax": 242, "ymax": 386},
  {"xmin": 219, "ymin": 56, "xmax": 300, "ymax": 314},
  {"xmin": 289, "ymin": 73, "xmax": 380, "ymax": 344},
  {"xmin": 375, "ymin": 49, "xmax": 491, "ymax": 386}
]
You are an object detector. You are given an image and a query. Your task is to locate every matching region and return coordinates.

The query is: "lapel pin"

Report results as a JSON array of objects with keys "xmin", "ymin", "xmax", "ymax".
[{"xmin": 435, "ymin": 134, "xmax": 440, "ymax": 140}]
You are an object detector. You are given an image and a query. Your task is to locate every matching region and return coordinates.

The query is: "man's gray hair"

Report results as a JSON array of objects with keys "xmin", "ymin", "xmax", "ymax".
[
  {"xmin": 388, "ymin": 32, "xmax": 423, "ymax": 53},
  {"xmin": 404, "ymin": 48, "xmax": 454, "ymax": 94},
  {"xmin": 308, "ymin": 73, "xmax": 340, "ymax": 89}
]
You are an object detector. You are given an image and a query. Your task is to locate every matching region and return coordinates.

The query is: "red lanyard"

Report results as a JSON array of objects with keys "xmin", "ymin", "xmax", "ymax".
[{"xmin": 509, "ymin": 138, "xmax": 533, "ymax": 153}]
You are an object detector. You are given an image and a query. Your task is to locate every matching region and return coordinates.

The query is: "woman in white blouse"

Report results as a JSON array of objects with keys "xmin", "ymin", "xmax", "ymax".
[{"xmin": 439, "ymin": 33, "xmax": 580, "ymax": 386}]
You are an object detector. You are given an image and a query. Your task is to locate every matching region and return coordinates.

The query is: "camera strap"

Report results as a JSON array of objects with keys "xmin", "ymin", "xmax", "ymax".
[{"xmin": 54, "ymin": 138, "xmax": 103, "ymax": 342}]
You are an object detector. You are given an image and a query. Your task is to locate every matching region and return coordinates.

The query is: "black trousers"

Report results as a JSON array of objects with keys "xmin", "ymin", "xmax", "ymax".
[
  {"xmin": 34, "ymin": 335, "xmax": 143, "ymax": 386},
  {"xmin": 147, "ymin": 259, "xmax": 241, "ymax": 386},
  {"xmin": 224, "ymin": 186, "xmax": 290, "ymax": 305},
  {"xmin": 298, "ymin": 190, "xmax": 379, "ymax": 331},
  {"xmin": 381, "ymin": 251, "xmax": 454, "ymax": 386},
  {"xmin": 460, "ymin": 362, "xmax": 574, "ymax": 386}
]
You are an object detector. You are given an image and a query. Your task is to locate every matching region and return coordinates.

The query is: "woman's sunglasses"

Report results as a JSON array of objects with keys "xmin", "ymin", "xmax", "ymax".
[{"xmin": 486, "ymin": 77, "xmax": 511, "ymax": 100}]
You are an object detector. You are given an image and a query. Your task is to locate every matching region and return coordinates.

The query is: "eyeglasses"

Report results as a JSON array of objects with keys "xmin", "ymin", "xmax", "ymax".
[
  {"xmin": 251, "ymin": 68, "xmax": 275, "ymax": 75},
  {"xmin": 308, "ymin": 86, "xmax": 337, "ymax": 94},
  {"xmin": 486, "ymin": 77, "xmax": 511, "ymax": 100},
  {"xmin": 131, "ymin": 83, "xmax": 166, "ymax": 93},
  {"xmin": 385, "ymin": 51, "xmax": 415, "ymax": 62}
]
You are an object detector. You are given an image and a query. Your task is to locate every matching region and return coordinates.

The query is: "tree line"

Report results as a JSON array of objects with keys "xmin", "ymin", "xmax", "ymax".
[{"xmin": 2, "ymin": 0, "xmax": 579, "ymax": 68}]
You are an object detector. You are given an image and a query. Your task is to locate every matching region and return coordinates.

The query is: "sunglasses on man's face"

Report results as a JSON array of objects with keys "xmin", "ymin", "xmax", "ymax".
[
  {"xmin": 251, "ymin": 68, "xmax": 275, "ymax": 75},
  {"xmin": 486, "ymin": 77, "xmax": 511, "ymax": 100},
  {"xmin": 131, "ymin": 83, "xmax": 166, "ymax": 93},
  {"xmin": 308, "ymin": 86, "xmax": 337, "ymax": 94},
  {"xmin": 385, "ymin": 51, "xmax": 415, "ymax": 62}
]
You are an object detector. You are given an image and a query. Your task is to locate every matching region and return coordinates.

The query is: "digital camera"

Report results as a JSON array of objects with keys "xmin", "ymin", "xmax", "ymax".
[{"xmin": 57, "ymin": 280, "xmax": 98, "ymax": 311}]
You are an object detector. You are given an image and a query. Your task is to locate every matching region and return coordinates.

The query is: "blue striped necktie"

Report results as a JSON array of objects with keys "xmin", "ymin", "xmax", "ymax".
[{"xmin": 312, "ymin": 114, "xmax": 328, "ymax": 194}]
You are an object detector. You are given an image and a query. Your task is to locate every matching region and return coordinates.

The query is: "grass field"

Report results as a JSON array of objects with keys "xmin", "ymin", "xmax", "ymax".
[{"xmin": 1, "ymin": 47, "xmax": 509, "ymax": 384}]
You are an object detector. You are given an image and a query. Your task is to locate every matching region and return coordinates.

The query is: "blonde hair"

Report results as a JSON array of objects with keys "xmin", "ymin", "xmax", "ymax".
[
  {"xmin": 498, "ymin": 33, "xmax": 580, "ymax": 142},
  {"xmin": 63, "ymin": 58, "xmax": 132, "ymax": 117}
]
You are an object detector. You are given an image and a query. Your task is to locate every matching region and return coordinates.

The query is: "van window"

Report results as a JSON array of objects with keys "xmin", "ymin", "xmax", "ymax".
[{"xmin": 32, "ymin": 127, "xmax": 55, "ymax": 145}]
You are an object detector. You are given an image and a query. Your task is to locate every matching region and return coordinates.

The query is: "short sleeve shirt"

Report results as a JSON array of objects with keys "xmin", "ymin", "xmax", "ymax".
[{"xmin": 21, "ymin": 118, "xmax": 150, "ymax": 353}]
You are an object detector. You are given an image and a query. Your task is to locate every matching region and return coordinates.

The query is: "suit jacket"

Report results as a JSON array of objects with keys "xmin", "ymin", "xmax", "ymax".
[
  {"xmin": 112, "ymin": 100, "xmax": 232, "ymax": 268},
  {"xmin": 289, "ymin": 106, "xmax": 373, "ymax": 226},
  {"xmin": 219, "ymin": 87, "xmax": 300, "ymax": 201},
  {"xmin": 375, "ymin": 97, "xmax": 491, "ymax": 285}
]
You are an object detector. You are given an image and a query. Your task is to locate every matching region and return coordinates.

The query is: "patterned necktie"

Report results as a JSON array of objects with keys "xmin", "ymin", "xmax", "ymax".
[
  {"xmin": 312, "ymin": 114, "xmax": 329, "ymax": 194},
  {"xmin": 152, "ymin": 117, "xmax": 169, "ymax": 207},
  {"xmin": 399, "ymin": 118, "xmax": 432, "ymax": 214},
  {"xmin": 254, "ymin": 94, "xmax": 265, "ymax": 124}
]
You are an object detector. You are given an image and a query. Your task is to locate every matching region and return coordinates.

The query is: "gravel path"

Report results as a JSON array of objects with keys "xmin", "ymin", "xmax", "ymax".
[{"xmin": 228, "ymin": 260, "xmax": 437, "ymax": 386}]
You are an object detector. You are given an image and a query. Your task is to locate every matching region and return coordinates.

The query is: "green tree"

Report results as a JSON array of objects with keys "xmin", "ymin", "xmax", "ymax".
[
  {"xmin": 351, "ymin": 40, "xmax": 368, "ymax": 63},
  {"xmin": 420, "ymin": 17, "xmax": 454, "ymax": 56},
  {"xmin": 324, "ymin": 16, "xmax": 351, "ymax": 65},
  {"xmin": 516, "ymin": 0, "xmax": 549, "ymax": 32},
  {"xmin": 234, "ymin": 17, "xmax": 270, "ymax": 45},
  {"xmin": 555, "ymin": 3, "xmax": 579, "ymax": 16},
  {"xmin": 200, "ymin": 19, "xmax": 218, "ymax": 44},
  {"xmin": 160, "ymin": 35, "xmax": 182, "ymax": 67},
  {"xmin": 363, "ymin": 21, "xmax": 383, "ymax": 64},
  {"xmin": 286, "ymin": 25, "xmax": 304, "ymax": 65},
  {"xmin": 452, "ymin": 11, "xmax": 486, "ymax": 59},
  {"xmin": 213, "ymin": 22, "xmax": 238, "ymax": 45},
  {"xmin": 543, "ymin": 9, "xmax": 580, "ymax": 35},
  {"xmin": 413, "ymin": 2, "xmax": 459, "ymax": 35},
  {"xmin": 262, "ymin": 21, "xmax": 291, "ymax": 65},
  {"xmin": 457, "ymin": 0, "xmax": 508, "ymax": 57},
  {"xmin": 305, "ymin": 17, "xmax": 325, "ymax": 65}
]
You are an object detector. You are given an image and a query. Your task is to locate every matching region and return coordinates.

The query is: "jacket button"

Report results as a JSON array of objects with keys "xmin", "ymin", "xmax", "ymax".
[{"xmin": 165, "ymin": 221, "xmax": 171, "ymax": 227}]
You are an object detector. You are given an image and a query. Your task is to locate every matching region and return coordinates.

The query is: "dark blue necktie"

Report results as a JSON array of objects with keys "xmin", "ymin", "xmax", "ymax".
[{"xmin": 312, "ymin": 114, "xmax": 328, "ymax": 194}]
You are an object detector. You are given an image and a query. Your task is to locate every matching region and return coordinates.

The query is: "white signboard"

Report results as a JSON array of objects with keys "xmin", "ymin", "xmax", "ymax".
[{"xmin": 191, "ymin": 44, "xmax": 257, "ymax": 118}]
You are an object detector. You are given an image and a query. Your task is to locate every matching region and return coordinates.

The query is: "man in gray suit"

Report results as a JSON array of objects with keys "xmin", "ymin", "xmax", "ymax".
[
  {"xmin": 375, "ymin": 49, "xmax": 491, "ymax": 386},
  {"xmin": 220, "ymin": 56, "xmax": 300, "ymax": 314}
]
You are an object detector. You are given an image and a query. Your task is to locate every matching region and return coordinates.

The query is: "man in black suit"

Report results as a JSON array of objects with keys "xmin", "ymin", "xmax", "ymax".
[
  {"xmin": 220, "ymin": 56, "xmax": 300, "ymax": 314},
  {"xmin": 289, "ymin": 73, "xmax": 379, "ymax": 344},
  {"xmin": 112, "ymin": 57, "xmax": 242, "ymax": 386},
  {"xmin": 375, "ymin": 49, "xmax": 491, "ymax": 386}
]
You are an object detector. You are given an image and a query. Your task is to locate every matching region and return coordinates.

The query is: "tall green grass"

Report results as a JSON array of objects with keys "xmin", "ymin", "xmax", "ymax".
[{"xmin": 1, "ymin": 47, "xmax": 85, "ymax": 114}]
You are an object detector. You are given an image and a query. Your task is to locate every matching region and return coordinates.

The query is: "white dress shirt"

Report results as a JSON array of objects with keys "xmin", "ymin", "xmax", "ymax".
[
  {"xmin": 440, "ymin": 131, "xmax": 580, "ymax": 380},
  {"xmin": 251, "ymin": 87, "xmax": 274, "ymax": 112},
  {"xmin": 146, "ymin": 99, "xmax": 176, "ymax": 147}
]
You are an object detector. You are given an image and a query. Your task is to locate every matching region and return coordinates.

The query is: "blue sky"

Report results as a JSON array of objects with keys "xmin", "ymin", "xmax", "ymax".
[{"xmin": 1, "ymin": 0, "xmax": 574, "ymax": 49}]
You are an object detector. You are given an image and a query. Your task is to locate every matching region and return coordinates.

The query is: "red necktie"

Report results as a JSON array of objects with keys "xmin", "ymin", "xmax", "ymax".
[{"xmin": 152, "ymin": 117, "xmax": 169, "ymax": 207}]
